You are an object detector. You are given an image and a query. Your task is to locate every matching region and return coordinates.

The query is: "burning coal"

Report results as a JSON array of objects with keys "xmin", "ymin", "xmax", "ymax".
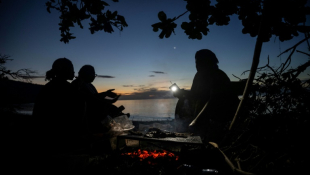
[{"xmin": 121, "ymin": 149, "xmax": 179, "ymax": 161}]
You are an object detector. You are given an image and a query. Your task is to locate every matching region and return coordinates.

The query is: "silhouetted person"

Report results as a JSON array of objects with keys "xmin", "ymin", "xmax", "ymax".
[
  {"xmin": 71, "ymin": 65, "xmax": 127, "ymax": 154},
  {"xmin": 30, "ymin": 58, "xmax": 87, "ymax": 174},
  {"xmin": 173, "ymin": 49, "xmax": 239, "ymax": 144},
  {"xmin": 71, "ymin": 65, "xmax": 127, "ymax": 135},
  {"xmin": 32, "ymin": 58, "xmax": 84, "ymax": 152}
]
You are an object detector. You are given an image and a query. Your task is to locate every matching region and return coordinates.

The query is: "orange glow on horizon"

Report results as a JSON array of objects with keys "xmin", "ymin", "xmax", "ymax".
[{"xmin": 96, "ymin": 87, "xmax": 133, "ymax": 96}]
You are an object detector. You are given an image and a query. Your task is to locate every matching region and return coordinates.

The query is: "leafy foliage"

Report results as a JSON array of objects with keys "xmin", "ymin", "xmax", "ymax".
[
  {"xmin": 221, "ymin": 38, "xmax": 310, "ymax": 174},
  {"xmin": 152, "ymin": 0, "xmax": 310, "ymax": 41},
  {"xmin": 151, "ymin": 11, "xmax": 178, "ymax": 39},
  {"xmin": 46, "ymin": 0, "xmax": 128, "ymax": 43}
]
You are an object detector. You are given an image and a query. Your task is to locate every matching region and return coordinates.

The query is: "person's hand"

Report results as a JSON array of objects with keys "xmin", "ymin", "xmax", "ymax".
[
  {"xmin": 106, "ymin": 89, "xmax": 117, "ymax": 98},
  {"xmin": 110, "ymin": 95, "xmax": 121, "ymax": 103},
  {"xmin": 118, "ymin": 105, "xmax": 125, "ymax": 111}
]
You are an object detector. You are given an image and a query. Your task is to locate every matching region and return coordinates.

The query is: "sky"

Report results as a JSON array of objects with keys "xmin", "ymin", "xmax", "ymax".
[{"xmin": 1, "ymin": 0, "xmax": 310, "ymax": 100}]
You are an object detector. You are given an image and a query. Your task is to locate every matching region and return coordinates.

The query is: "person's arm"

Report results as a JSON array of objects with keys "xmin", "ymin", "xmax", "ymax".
[
  {"xmin": 98, "ymin": 89, "xmax": 117, "ymax": 99},
  {"xmin": 172, "ymin": 89, "xmax": 190, "ymax": 99},
  {"xmin": 82, "ymin": 84, "xmax": 120, "ymax": 104},
  {"xmin": 101, "ymin": 94, "xmax": 121, "ymax": 103},
  {"xmin": 179, "ymin": 72, "xmax": 210, "ymax": 101}
]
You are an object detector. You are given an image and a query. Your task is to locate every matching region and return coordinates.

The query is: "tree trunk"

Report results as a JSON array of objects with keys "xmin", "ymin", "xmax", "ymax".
[
  {"xmin": 229, "ymin": 36, "xmax": 263, "ymax": 130},
  {"xmin": 229, "ymin": 8, "xmax": 266, "ymax": 130}
]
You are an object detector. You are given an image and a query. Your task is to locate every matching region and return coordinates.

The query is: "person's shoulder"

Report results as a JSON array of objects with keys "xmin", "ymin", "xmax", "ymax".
[
  {"xmin": 216, "ymin": 69, "xmax": 229, "ymax": 78},
  {"xmin": 217, "ymin": 68, "xmax": 228, "ymax": 75},
  {"xmin": 87, "ymin": 82, "xmax": 95, "ymax": 88},
  {"xmin": 212, "ymin": 69, "xmax": 230, "ymax": 85},
  {"xmin": 87, "ymin": 83, "xmax": 99, "ymax": 95},
  {"xmin": 85, "ymin": 83, "xmax": 97, "ymax": 92}
]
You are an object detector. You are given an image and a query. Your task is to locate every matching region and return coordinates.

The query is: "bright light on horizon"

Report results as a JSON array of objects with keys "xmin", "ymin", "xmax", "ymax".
[{"xmin": 171, "ymin": 86, "xmax": 178, "ymax": 92}]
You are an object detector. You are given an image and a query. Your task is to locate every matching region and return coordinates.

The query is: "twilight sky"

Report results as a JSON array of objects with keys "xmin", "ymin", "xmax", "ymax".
[{"xmin": 1, "ymin": 0, "xmax": 309, "ymax": 100}]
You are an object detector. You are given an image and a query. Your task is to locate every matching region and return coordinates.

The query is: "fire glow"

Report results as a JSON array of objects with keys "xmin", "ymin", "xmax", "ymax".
[{"xmin": 121, "ymin": 149, "xmax": 179, "ymax": 161}]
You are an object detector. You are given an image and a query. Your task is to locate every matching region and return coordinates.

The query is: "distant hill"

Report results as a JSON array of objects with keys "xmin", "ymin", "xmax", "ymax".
[{"xmin": 0, "ymin": 79, "xmax": 43, "ymax": 104}]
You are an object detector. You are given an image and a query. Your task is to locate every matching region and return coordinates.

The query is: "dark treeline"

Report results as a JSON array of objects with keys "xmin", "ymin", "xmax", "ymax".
[{"xmin": 0, "ymin": 79, "xmax": 43, "ymax": 104}]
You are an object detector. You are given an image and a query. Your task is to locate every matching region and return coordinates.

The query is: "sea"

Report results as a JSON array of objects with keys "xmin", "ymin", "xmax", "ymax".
[{"xmin": 17, "ymin": 98, "xmax": 179, "ymax": 122}]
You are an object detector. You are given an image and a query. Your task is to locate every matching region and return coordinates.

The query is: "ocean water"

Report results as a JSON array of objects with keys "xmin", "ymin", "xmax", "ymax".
[
  {"xmin": 17, "ymin": 98, "xmax": 179, "ymax": 121},
  {"xmin": 114, "ymin": 98, "xmax": 178, "ymax": 121}
]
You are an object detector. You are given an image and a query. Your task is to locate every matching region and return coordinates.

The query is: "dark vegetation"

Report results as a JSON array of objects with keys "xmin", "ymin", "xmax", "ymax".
[
  {"xmin": 0, "ymin": 54, "xmax": 38, "ymax": 113},
  {"xmin": 220, "ymin": 39, "xmax": 310, "ymax": 174}
]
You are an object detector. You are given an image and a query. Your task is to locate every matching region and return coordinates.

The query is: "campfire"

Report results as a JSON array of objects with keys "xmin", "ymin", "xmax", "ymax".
[{"xmin": 111, "ymin": 127, "xmax": 223, "ymax": 174}]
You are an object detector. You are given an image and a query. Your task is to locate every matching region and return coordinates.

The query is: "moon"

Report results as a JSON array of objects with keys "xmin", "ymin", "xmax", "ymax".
[{"xmin": 174, "ymin": 47, "xmax": 176, "ymax": 49}]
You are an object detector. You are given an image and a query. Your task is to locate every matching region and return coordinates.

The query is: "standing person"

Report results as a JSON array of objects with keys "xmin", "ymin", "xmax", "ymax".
[{"xmin": 173, "ymin": 49, "xmax": 239, "ymax": 145}]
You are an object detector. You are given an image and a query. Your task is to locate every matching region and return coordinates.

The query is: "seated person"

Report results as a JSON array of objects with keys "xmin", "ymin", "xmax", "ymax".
[
  {"xmin": 71, "ymin": 65, "xmax": 127, "ymax": 134},
  {"xmin": 32, "ymin": 58, "xmax": 85, "ymax": 154},
  {"xmin": 173, "ymin": 49, "xmax": 239, "ymax": 144}
]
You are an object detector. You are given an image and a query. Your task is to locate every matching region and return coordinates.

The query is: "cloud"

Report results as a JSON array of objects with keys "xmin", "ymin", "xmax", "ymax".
[
  {"xmin": 123, "ymin": 85, "xmax": 146, "ymax": 88},
  {"xmin": 121, "ymin": 93, "xmax": 132, "ymax": 95},
  {"xmin": 149, "ymin": 75, "xmax": 155, "ymax": 77},
  {"xmin": 97, "ymin": 75, "xmax": 115, "ymax": 78},
  {"xmin": 151, "ymin": 71, "xmax": 166, "ymax": 74}
]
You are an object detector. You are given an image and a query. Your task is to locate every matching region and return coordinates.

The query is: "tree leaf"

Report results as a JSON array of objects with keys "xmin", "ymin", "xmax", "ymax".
[
  {"xmin": 153, "ymin": 27, "xmax": 158, "ymax": 32},
  {"xmin": 159, "ymin": 30, "xmax": 165, "ymax": 39},
  {"xmin": 165, "ymin": 30, "xmax": 172, "ymax": 38},
  {"xmin": 101, "ymin": 1, "xmax": 109, "ymax": 6},
  {"xmin": 158, "ymin": 11, "xmax": 167, "ymax": 22}
]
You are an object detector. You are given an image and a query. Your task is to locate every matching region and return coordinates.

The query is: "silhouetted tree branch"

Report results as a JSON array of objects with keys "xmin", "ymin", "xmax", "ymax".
[
  {"xmin": 0, "ymin": 54, "xmax": 37, "ymax": 82},
  {"xmin": 46, "ymin": 0, "xmax": 128, "ymax": 43},
  {"xmin": 152, "ymin": 0, "xmax": 310, "ymax": 42},
  {"xmin": 277, "ymin": 36, "xmax": 310, "ymax": 57}
]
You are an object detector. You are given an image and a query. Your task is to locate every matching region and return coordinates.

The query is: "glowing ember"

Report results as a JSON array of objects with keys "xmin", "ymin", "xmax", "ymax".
[{"xmin": 121, "ymin": 149, "xmax": 179, "ymax": 161}]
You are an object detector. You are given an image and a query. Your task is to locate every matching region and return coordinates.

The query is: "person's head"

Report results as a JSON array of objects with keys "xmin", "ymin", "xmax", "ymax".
[
  {"xmin": 195, "ymin": 49, "xmax": 219, "ymax": 72},
  {"xmin": 45, "ymin": 58, "xmax": 74, "ymax": 81},
  {"xmin": 78, "ymin": 65, "xmax": 97, "ymax": 83}
]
